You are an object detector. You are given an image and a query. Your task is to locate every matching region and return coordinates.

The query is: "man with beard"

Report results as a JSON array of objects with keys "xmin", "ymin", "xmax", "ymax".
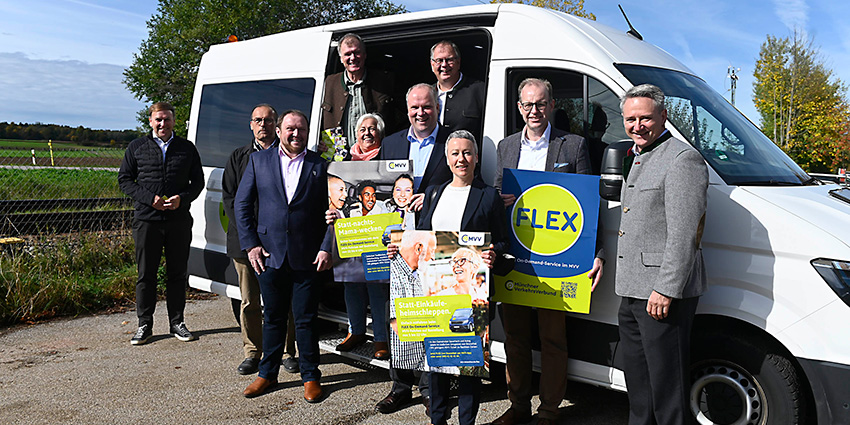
[{"xmin": 235, "ymin": 110, "xmax": 333, "ymax": 403}]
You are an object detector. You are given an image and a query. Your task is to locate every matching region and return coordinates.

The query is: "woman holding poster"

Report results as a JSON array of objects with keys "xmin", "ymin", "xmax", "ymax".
[{"xmin": 414, "ymin": 130, "xmax": 510, "ymax": 425}]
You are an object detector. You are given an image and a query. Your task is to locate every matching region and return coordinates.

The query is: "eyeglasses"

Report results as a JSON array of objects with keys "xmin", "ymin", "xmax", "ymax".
[
  {"xmin": 519, "ymin": 101, "xmax": 549, "ymax": 112},
  {"xmin": 431, "ymin": 57, "xmax": 457, "ymax": 65},
  {"xmin": 251, "ymin": 118, "xmax": 275, "ymax": 125},
  {"xmin": 450, "ymin": 257, "xmax": 470, "ymax": 267}
]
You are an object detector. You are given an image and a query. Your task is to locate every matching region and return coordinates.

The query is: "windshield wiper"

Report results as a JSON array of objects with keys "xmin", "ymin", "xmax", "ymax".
[{"xmin": 736, "ymin": 180, "xmax": 803, "ymax": 186}]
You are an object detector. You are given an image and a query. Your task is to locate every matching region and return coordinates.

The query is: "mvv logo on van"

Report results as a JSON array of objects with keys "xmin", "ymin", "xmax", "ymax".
[
  {"xmin": 386, "ymin": 161, "xmax": 409, "ymax": 172},
  {"xmin": 459, "ymin": 232, "xmax": 486, "ymax": 246}
]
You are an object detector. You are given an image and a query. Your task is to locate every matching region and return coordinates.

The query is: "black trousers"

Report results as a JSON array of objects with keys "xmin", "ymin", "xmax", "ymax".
[
  {"xmin": 618, "ymin": 296, "xmax": 699, "ymax": 425},
  {"xmin": 430, "ymin": 372, "xmax": 481, "ymax": 425},
  {"xmin": 132, "ymin": 218, "xmax": 191, "ymax": 328},
  {"xmin": 389, "ymin": 365, "xmax": 430, "ymax": 398}
]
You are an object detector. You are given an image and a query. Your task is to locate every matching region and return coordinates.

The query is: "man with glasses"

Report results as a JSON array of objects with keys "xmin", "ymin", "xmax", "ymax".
[
  {"xmin": 223, "ymin": 104, "xmax": 300, "ymax": 376},
  {"xmin": 489, "ymin": 78, "xmax": 595, "ymax": 425},
  {"xmin": 430, "ymin": 40, "xmax": 485, "ymax": 142},
  {"xmin": 322, "ymin": 33, "xmax": 395, "ymax": 146}
]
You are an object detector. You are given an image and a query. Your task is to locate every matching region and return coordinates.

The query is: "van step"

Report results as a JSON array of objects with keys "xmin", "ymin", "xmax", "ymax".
[{"xmin": 318, "ymin": 330, "xmax": 390, "ymax": 370}]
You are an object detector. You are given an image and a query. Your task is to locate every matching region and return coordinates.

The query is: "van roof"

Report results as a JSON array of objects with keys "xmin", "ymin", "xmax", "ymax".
[{"xmin": 202, "ymin": 4, "xmax": 694, "ymax": 84}]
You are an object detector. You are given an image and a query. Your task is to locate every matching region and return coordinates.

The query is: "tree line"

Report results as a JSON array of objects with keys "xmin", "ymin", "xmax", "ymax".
[{"xmin": 0, "ymin": 122, "xmax": 138, "ymax": 147}]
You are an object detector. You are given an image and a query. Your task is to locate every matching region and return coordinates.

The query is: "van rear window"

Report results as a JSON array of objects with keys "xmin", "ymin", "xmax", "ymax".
[{"xmin": 194, "ymin": 78, "xmax": 315, "ymax": 167}]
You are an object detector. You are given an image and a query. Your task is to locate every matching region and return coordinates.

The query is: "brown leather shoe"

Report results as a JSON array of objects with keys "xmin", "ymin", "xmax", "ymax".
[
  {"xmin": 373, "ymin": 341, "xmax": 390, "ymax": 360},
  {"xmin": 243, "ymin": 376, "xmax": 276, "ymax": 398},
  {"xmin": 336, "ymin": 333, "xmax": 367, "ymax": 352},
  {"xmin": 303, "ymin": 380, "xmax": 324, "ymax": 403},
  {"xmin": 487, "ymin": 407, "xmax": 533, "ymax": 425}
]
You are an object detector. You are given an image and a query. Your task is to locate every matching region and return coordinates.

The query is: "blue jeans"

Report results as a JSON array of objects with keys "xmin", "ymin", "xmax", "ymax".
[
  {"xmin": 343, "ymin": 282, "xmax": 388, "ymax": 342},
  {"xmin": 256, "ymin": 261, "xmax": 321, "ymax": 383}
]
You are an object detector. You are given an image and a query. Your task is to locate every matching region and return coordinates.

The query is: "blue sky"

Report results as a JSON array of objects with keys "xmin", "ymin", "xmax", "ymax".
[{"xmin": 1, "ymin": 0, "xmax": 848, "ymax": 130}]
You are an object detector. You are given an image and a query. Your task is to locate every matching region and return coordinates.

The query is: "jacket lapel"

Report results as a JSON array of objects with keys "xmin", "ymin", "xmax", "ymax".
[
  {"xmin": 291, "ymin": 154, "xmax": 315, "ymax": 203},
  {"xmin": 545, "ymin": 135, "xmax": 563, "ymax": 172},
  {"xmin": 461, "ymin": 182, "xmax": 484, "ymax": 230}
]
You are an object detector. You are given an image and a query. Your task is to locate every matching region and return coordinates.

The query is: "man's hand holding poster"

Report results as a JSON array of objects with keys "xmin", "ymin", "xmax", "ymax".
[
  {"xmin": 389, "ymin": 230, "xmax": 490, "ymax": 378},
  {"xmin": 494, "ymin": 169, "xmax": 600, "ymax": 313}
]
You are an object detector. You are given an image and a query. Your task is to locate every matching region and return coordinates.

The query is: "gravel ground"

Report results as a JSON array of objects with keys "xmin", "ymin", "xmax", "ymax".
[{"xmin": 0, "ymin": 295, "xmax": 628, "ymax": 425}]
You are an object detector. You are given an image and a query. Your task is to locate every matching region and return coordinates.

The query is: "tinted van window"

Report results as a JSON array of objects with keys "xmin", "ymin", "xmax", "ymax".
[{"xmin": 195, "ymin": 78, "xmax": 315, "ymax": 167}]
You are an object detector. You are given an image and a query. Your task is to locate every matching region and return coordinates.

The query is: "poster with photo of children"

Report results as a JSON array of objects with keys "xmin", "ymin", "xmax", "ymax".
[
  {"xmin": 390, "ymin": 230, "xmax": 491, "ymax": 378},
  {"xmin": 327, "ymin": 160, "xmax": 415, "ymax": 282}
]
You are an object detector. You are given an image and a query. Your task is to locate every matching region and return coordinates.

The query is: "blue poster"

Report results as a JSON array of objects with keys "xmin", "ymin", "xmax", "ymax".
[{"xmin": 493, "ymin": 169, "xmax": 600, "ymax": 313}]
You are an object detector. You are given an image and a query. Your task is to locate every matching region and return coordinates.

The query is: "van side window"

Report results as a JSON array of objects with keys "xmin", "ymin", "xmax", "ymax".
[
  {"xmin": 195, "ymin": 78, "xmax": 316, "ymax": 168},
  {"xmin": 506, "ymin": 69, "xmax": 626, "ymax": 174}
]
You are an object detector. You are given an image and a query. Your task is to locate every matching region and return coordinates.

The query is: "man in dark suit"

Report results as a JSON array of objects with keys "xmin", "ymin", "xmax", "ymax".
[
  {"xmin": 321, "ymin": 33, "xmax": 395, "ymax": 145},
  {"xmin": 430, "ymin": 40, "xmax": 486, "ymax": 142},
  {"xmin": 616, "ymin": 84, "xmax": 708, "ymax": 424},
  {"xmin": 489, "ymin": 78, "xmax": 600, "ymax": 425},
  {"xmin": 235, "ymin": 110, "xmax": 333, "ymax": 403},
  {"xmin": 379, "ymin": 83, "xmax": 452, "ymax": 193},
  {"xmin": 118, "ymin": 101, "xmax": 203, "ymax": 346}
]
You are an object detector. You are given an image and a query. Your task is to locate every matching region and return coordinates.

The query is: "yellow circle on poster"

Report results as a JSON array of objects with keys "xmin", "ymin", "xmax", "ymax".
[{"xmin": 511, "ymin": 184, "xmax": 583, "ymax": 256}]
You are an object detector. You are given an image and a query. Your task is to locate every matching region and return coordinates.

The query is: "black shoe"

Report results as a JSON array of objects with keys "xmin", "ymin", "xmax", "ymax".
[
  {"xmin": 376, "ymin": 391, "xmax": 412, "ymax": 414},
  {"xmin": 170, "ymin": 322, "xmax": 196, "ymax": 342},
  {"xmin": 237, "ymin": 358, "xmax": 260, "ymax": 375},
  {"xmin": 283, "ymin": 357, "xmax": 300, "ymax": 374},
  {"xmin": 130, "ymin": 324, "xmax": 152, "ymax": 345},
  {"xmin": 422, "ymin": 395, "xmax": 431, "ymax": 417}
]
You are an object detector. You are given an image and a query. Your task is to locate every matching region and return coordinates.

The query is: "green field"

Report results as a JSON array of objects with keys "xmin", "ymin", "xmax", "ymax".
[
  {"xmin": 0, "ymin": 139, "xmax": 94, "ymax": 150},
  {"xmin": 0, "ymin": 148, "xmax": 123, "ymax": 158},
  {"xmin": 0, "ymin": 168, "xmax": 124, "ymax": 200}
]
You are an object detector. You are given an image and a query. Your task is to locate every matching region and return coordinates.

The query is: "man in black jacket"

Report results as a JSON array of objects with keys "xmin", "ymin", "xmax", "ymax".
[
  {"xmin": 118, "ymin": 102, "xmax": 204, "ymax": 345},
  {"xmin": 430, "ymin": 40, "xmax": 486, "ymax": 142},
  {"xmin": 222, "ymin": 104, "xmax": 298, "ymax": 376}
]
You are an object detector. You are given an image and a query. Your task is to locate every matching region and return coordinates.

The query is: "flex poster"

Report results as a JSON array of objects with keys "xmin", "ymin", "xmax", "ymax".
[{"xmin": 493, "ymin": 169, "xmax": 600, "ymax": 313}]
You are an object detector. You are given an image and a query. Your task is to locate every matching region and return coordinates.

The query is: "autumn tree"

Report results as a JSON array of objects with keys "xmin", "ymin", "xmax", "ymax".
[
  {"xmin": 123, "ymin": 0, "xmax": 406, "ymax": 133},
  {"xmin": 490, "ymin": 0, "xmax": 595, "ymax": 20},
  {"xmin": 753, "ymin": 32, "xmax": 850, "ymax": 172}
]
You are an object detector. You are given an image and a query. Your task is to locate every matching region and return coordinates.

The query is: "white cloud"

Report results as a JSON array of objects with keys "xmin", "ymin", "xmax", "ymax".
[
  {"xmin": 0, "ymin": 52, "xmax": 145, "ymax": 130},
  {"xmin": 772, "ymin": 0, "xmax": 808, "ymax": 32}
]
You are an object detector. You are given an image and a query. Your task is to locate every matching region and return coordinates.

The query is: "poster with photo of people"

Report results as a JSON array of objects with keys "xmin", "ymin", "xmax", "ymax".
[
  {"xmin": 327, "ymin": 160, "xmax": 415, "ymax": 282},
  {"xmin": 389, "ymin": 230, "xmax": 491, "ymax": 378}
]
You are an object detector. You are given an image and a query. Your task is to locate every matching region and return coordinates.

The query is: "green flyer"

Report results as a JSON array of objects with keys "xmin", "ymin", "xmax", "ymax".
[
  {"xmin": 334, "ymin": 213, "xmax": 402, "ymax": 259},
  {"xmin": 395, "ymin": 294, "xmax": 474, "ymax": 342}
]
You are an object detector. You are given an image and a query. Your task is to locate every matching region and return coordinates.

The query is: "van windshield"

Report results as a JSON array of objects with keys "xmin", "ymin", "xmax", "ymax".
[{"xmin": 617, "ymin": 64, "xmax": 811, "ymax": 186}]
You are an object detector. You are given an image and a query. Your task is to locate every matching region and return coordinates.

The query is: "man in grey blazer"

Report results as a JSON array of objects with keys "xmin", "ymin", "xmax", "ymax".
[
  {"xmin": 489, "ymin": 78, "xmax": 600, "ymax": 425},
  {"xmin": 616, "ymin": 84, "xmax": 708, "ymax": 424}
]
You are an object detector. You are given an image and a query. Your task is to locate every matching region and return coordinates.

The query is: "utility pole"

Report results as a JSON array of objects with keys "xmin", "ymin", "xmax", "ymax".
[{"xmin": 727, "ymin": 66, "xmax": 740, "ymax": 106}]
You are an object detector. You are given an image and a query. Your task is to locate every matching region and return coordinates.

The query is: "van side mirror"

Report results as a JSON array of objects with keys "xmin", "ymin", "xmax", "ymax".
[{"xmin": 599, "ymin": 141, "xmax": 633, "ymax": 202}]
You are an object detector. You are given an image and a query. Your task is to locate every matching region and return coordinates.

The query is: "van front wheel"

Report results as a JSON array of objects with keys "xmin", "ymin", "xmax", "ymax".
[{"xmin": 690, "ymin": 333, "xmax": 804, "ymax": 425}]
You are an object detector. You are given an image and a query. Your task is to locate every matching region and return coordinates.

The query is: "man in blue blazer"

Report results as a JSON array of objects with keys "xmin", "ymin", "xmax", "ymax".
[
  {"xmin": 235, "ymin": 110, "xmax": 333, "ymax": 403},
  {"xmin": 378, "ymin": 83, "xmax": 452, "ymax": 193}
]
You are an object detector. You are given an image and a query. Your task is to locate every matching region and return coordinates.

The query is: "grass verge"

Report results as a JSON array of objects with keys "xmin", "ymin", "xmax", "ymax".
[{"xmin": 0, "ymin": 232, "xmax": 137, "ymax": 325}]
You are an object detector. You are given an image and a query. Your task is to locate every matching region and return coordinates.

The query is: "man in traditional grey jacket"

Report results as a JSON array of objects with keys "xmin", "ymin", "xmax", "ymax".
[{"xmin": 616, "ymin": 84, "xmax": 708, "ymax": 425}]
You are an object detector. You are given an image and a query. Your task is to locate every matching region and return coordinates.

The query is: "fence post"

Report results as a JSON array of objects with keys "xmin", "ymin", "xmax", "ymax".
[
  {"xmin": 31, "ymin": 149, "xmax": 36, "ymax": 165},
  {"xmin": 49, "ymin": 139, "xmax": 55, "ymax": 166}
]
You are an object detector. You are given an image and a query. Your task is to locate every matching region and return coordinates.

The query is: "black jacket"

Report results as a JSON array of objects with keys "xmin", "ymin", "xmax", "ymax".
[
  {"xmin": 222, "ymin": 141, "xmax": 272, "ymax": 259},
  {"xmin": 118, "ymin": 134, "xmax": 204, "ymax": 221},
  {"xmin": 378, "ymin": 126, "xmax": 453, "ymax": 194},
  {"xmin": 438, "ymin": 77, "xmax": 486, "ymax": 142}
]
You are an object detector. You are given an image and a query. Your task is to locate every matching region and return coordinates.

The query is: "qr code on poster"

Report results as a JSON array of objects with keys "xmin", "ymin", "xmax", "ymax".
[{"xmin": 561, "ymin": 281, "xmax": 577, "ymax": 299}]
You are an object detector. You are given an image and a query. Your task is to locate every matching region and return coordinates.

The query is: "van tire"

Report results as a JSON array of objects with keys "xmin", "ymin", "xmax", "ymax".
[{"xmin": 690, "ymin": 332, "xmax": 804, "ymax": 425}]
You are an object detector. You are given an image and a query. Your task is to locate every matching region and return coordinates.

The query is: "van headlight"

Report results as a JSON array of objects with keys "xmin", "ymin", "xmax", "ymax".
[{"xmin": 812, "ymin": 259, "xmax": 850, "ymax": 307}]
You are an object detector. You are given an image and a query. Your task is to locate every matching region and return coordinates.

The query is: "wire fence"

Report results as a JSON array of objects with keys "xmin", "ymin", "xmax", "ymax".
[{"xmin": 0, "ymin": 144, "xmax": 133, "ymax": 238}]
